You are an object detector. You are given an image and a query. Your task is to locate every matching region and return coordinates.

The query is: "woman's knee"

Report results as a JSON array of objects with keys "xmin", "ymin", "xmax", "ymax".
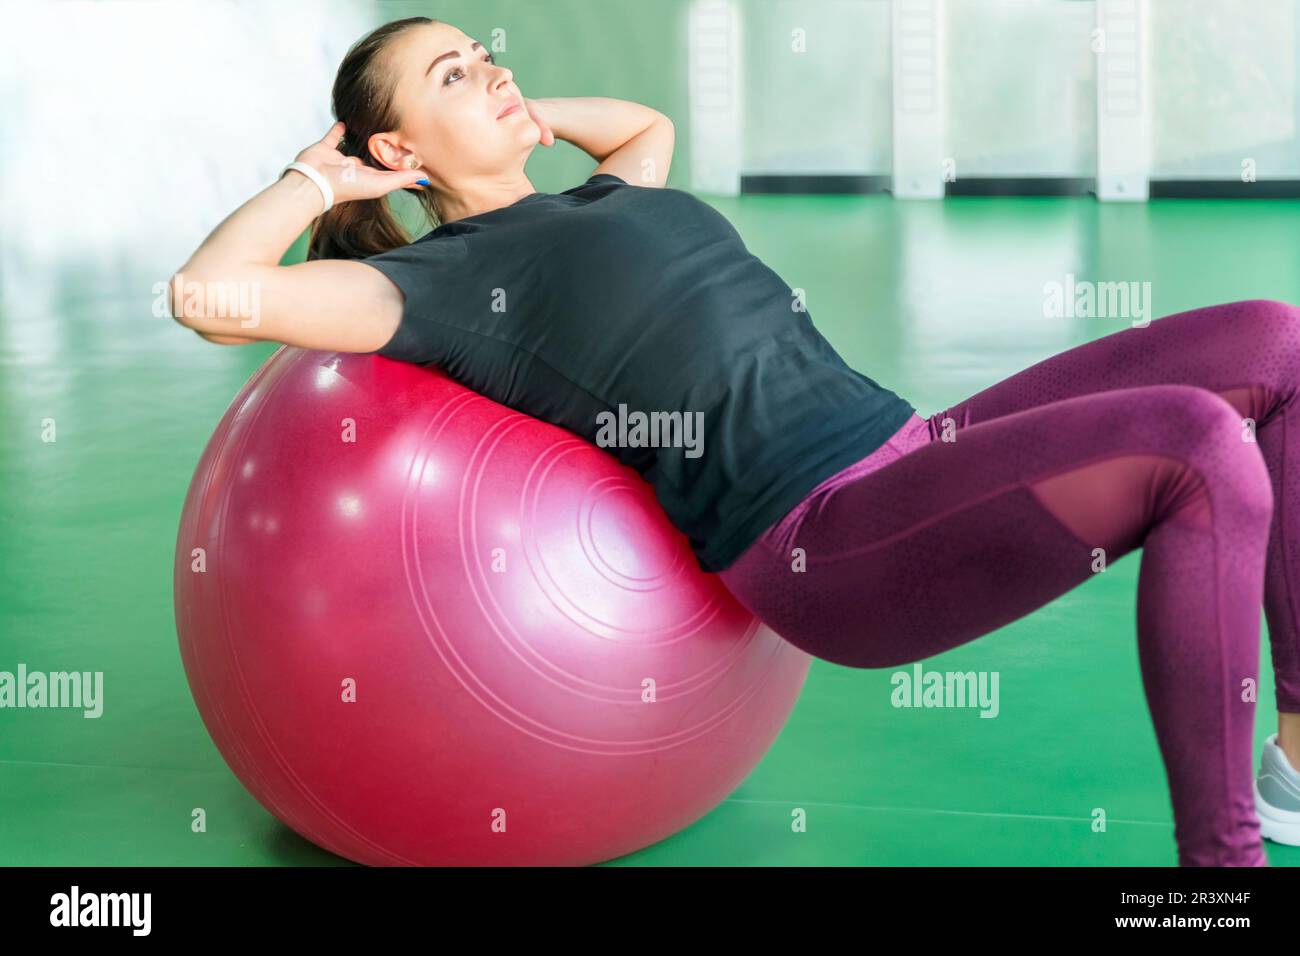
[
  {"xmin": 1237, "ymin": 297, "xmax": 1299, "ymax": 328},
  {"xmin": 1228, "ymin": 299, "xmax": 1300, "ymax": 394},
  {"xmin": 1133, "ymin": 386, "xmax": 1273, "ymax": 526}
]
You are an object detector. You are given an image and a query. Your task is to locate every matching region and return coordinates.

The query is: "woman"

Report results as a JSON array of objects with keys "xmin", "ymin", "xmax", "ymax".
[{"xmin": 170, "ymin": 16, "xmax": 1300, "ymax": 867}]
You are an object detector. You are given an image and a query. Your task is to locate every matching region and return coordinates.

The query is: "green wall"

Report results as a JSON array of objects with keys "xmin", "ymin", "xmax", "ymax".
[{"xmin": 371, "ymin": 0, "xmax": 693, "ymax": 191}]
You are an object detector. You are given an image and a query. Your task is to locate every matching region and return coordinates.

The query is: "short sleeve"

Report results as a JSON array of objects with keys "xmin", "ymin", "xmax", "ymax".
[
  {"xmin": 357, "ymin": 235, "xmax": 467, "ymax": 362},
  {"xmin": 562, "ymin": 172, "xmax": 627, "ymax": 194}
]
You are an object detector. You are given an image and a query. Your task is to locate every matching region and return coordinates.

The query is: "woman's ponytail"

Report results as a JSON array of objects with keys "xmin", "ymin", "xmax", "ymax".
[{"xmin": 307, "ymin": 187, "xmax": 425, "ymax": 262}]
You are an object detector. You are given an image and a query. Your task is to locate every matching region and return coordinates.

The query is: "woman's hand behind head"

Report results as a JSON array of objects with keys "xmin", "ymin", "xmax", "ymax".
[{"xmin": 294, "ymin": 121, "xmax": 428, "ymax": 205}]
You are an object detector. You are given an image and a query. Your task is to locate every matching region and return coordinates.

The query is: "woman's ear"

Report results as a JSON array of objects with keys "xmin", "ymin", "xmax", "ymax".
[{"xmin": 366, "ymin": 131, "xmax": 413, "ymax": 173}]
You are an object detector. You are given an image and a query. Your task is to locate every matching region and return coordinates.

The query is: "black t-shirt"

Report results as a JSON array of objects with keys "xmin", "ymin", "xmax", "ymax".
[{"xmin": 360, "ymin": 173, "xmax": 916, "ymax": 572}]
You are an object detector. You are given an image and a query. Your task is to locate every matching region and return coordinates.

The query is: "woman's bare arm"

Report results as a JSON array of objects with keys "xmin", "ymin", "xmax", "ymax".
[
  {"xmin": 168, "ymin": 122, "xmax": 423, "ymax": 349},
  {"xmin": 528, "ymin": 97, "xmax": 674, "ymax": 187},
  {"xmin": 197, "ymin": 331, "xmax": 261, "ymax": 345}
]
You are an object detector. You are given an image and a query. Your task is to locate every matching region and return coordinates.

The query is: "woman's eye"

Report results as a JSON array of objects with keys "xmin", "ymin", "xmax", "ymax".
[{"xmin": 443, "ymin": 54, "xmax": 497, "ymax": 86}]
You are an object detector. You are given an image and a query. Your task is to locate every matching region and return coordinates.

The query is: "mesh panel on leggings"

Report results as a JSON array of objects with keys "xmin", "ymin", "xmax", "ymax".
[{"xmin": 719, "ymin": 299, "xmax": 1300, "ymax": 866}]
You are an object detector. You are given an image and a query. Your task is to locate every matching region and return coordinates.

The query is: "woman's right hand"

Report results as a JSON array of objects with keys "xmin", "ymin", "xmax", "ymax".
[{"xmin": 289, "ymin": 121, "xmax": 427, "ymax": 205}]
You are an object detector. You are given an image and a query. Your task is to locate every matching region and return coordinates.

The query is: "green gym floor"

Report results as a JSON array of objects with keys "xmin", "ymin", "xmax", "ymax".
[{"xmin": 2, "ymin": 192, "xmax": 1298, "ymax": 867}]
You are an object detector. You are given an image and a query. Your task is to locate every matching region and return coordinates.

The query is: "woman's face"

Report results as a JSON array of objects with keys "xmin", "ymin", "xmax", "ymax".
[{"xmin": 378, "ymin": 22, "xmax": 539, "ymax": 186}]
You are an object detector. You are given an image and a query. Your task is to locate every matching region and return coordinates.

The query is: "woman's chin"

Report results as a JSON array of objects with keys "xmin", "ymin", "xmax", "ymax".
[{"xmin": 517, "ymin": 121, "xmax": 543, "ymax": 147}]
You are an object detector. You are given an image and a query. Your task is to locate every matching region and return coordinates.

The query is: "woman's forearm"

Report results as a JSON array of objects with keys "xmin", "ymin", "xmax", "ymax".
[
  {"xmin": 529, "ymin": 97, "xmax": 666, "ymax": 163},
  {"xmin": 181, "ymin": 171, "xmax": 326, "ymax": 275}
]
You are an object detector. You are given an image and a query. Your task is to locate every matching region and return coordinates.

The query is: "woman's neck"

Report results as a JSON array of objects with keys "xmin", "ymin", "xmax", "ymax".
[{"xmin": 436, "ymin": 176, "xmax": 537, "ymax": 224}]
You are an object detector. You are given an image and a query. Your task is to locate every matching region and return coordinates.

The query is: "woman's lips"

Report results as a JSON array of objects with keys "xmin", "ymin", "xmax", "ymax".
[{"xmin": 497, "ymin": 101, "xmax": 523, "ymax": 119}]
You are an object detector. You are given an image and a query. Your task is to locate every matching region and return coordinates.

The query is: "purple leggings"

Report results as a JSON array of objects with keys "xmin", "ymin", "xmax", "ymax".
[{"xmin": 718, "ymin": 299, "xmax": 1300, "ymax": 867}]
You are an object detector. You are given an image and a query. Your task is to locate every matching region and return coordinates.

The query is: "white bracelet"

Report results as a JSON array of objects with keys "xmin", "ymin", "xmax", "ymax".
[{"xmin": 281, "ymin": 160, "xmax": 334, "ymax": 215}]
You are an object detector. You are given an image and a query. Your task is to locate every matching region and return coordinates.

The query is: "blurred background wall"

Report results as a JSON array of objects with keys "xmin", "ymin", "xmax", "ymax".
[{"xmin": 1, "ymin": 0, "xmax": 1296, "ymax": 328}]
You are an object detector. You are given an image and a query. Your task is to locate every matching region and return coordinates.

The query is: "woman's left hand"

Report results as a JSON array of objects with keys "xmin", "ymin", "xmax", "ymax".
[{"xmin": 523, "ymin": 98, "xmax": 556, "ymax": 147}]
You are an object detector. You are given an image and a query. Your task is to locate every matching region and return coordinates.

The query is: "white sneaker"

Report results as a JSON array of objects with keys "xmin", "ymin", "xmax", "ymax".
[{"xmin": 1254, "ymin": 733, "xmax": 1300, "ymax": 846}]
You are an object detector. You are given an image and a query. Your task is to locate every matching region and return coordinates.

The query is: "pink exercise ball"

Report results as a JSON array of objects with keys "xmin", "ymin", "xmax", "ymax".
[{"xmin": 174, "ymin": 346, "xmax": 811, "ymax": 866}]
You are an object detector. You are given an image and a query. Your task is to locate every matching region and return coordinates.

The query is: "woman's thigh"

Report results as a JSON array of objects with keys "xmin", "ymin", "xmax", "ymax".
[
  {"xmin": 719, "ymin": 384, "xmax": 1271, "ymax": 667},
  {"xmin": 927, "ymin": 298, "xmax": 1300, "ymax": 431}
]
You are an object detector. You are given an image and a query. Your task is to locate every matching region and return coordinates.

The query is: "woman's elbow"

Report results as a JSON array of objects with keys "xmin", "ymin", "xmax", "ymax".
[
  {"xmin": 166, "ymin": 266, "xmax": 261, "ymax": 338},
  {"xmin": 194, "ymin": 329, "xmax": 259, "ymax": 345}
]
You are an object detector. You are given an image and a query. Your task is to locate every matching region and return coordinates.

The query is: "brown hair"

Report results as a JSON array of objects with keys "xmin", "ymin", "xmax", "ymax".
[{"xmin": 308, "ymin": 17, "xmax": 442, "ymax": 261}]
